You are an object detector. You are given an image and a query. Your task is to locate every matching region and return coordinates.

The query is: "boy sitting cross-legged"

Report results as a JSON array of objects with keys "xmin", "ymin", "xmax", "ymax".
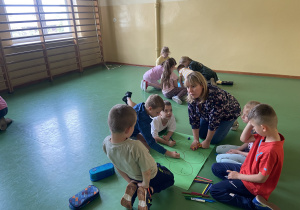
[
  {"xmin": 103, "ymin": 104, "xmax": 175, "ymax": 210},
  {"xmin": 210, "ymin": 104, "xmax": 284, "ymax": 210}
]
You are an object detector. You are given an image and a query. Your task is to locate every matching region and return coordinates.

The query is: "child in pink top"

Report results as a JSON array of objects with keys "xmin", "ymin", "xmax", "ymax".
[
  {"xmin": 0, "ymin": 96, "xmax": 12, "ymax": 131},
  {"xmin": 161, "ymin": 58, "xmax": 187, "ymax": 105},
  {"xmin": 141, "ymin": 63, "xmax": 165, "ymax": 91}
]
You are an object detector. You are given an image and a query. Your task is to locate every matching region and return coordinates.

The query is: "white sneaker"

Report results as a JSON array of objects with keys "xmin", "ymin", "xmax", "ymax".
[
  {"xmin": 210, "ymin": 78, "xmax": 217, "ymax": 86},
  {"xmin": 140, "ymin": 80, "xmax": 144, "ymax": 91},
  {"xmin": 172, "ymin": 96, "xmax": 182, "ymax": 104}
]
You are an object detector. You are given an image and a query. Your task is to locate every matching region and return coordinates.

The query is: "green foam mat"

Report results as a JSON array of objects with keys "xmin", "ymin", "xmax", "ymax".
[{"xmin": 150, "ymin": 131, "xmax": 215, "ymax": 190}]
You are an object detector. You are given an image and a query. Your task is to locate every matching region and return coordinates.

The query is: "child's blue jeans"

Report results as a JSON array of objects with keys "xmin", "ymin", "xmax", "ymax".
[
  {"xmin": 210, "ymin": 162, "xmax": 255, "ymax": 209},
  {"xmin": 199, "ymin": 118, "xmax": 235, "ymax": 144}
]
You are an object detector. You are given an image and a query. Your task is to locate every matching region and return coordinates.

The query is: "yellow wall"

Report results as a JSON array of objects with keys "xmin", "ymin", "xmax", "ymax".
[
  {"xmin": 100, "ymin": 1, "xmax": 156, "ymax": 65},
  {"xmin": 99, "ymin": 0, "xmax": 300, "ymax": 77}
]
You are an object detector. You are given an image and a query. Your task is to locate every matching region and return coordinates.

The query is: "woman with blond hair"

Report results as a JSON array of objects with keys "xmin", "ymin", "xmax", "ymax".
[{"xmin": 185, "ymin": 71, "xmax": 240, "ymax": 149}]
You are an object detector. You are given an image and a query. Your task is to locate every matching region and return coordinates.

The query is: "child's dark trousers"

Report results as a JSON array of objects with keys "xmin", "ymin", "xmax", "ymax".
[
  {"xmin": 150, "ymin": 163, "xmax": 174, "ymax": 194},
  {"xmin": 210, "ymin": 163, "xmax": 255, "ymax": 209}
]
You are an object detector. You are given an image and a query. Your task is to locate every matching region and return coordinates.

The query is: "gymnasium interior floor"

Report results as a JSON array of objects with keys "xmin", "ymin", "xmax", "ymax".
[{"xmin": 0, "ymin": 65, "xmax": 299, "ymax": 209}]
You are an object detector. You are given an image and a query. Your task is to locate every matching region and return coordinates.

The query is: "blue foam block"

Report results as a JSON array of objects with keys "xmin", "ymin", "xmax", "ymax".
[{"xmin": 89, "ymin": 163, "xmax": 115, "ymax": 181}]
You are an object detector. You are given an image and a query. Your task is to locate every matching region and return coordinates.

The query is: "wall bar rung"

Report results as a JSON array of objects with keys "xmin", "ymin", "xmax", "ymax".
[{"xmin": 0, "ymin": 0, "xmax": 104, "ymax": 92}]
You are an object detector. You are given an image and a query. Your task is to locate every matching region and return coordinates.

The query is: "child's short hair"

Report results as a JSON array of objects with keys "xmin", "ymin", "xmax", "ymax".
[
  {"xmin": 108, "ymin": 104, "xmax": 137, "ymax": 133},
  {"xmin": 177, "ymin": 64, "xmax": 185, "ymax": 71},
  {"xmin": 164, "ymin": 100, "xmax": 172, "ymax": 107},
  {"xmin": 248, "ymin": 104, "xmax": 278, "ymax": 128},
  {"xmin": 161, "ymin": 46, "xmax": 170, "ymax": 54},
  {"xmin": 145, "ymin": 94, "xmax": 165, "ymax": 110},
  {"xmin": 179, "ymin": 56, "xmax": 192, "ymax": 65},
  {"xmin": 243, "ymin": 101, "xmax": 261, "ymax": 113}
]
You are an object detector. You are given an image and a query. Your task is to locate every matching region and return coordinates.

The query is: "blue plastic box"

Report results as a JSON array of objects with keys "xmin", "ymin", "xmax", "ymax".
[{"xmin": 89, "ymin": 163, "xmax": 115, "ymax": 181}]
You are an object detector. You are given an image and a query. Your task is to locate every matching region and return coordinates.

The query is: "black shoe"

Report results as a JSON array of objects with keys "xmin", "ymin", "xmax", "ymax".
[
  {"xmin": 122, "ymin": 91, "xmax": 132, "ymax": 105},
  {"xmin": 125, "ymin": 91, "xmax": 132, "ymax": 98}
]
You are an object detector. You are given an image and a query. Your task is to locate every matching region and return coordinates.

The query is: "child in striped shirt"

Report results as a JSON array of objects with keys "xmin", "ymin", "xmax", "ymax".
[{"xmin": 177, "ymin": 64, "xmax": 194, "ymax": 87}]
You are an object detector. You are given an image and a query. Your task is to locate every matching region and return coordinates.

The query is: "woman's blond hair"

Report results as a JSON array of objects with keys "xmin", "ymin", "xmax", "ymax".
[{"xmin": 185, "ymin": 71, "xmax": 208, "ymax": 103}]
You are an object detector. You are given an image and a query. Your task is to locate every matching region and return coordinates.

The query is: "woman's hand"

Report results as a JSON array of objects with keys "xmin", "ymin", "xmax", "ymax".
[
  {"xmin": 201, "ymin": 139, "xmax": 211, "ymax": 149},
  {"xmin": 190, "ymin": 140, "xmax": 201, "ymax": 151}
]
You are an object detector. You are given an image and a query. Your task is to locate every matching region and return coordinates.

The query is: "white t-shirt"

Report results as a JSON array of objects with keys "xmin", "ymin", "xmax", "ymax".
[
  {"xmin": 103, "ymin": 136, "xmax": 158, "ymax": 181},
  {"xmin": 151, "ymin": 115, "xmax": 176, "ymax": 138},
  {"xmin": 161, "ymin": 72, "xmax": 178, "ymax": 94}
]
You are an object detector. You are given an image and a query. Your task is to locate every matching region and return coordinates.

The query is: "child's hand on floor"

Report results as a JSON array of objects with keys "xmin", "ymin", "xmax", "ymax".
[{"xmin": 163, "ymin": 135, "xmax": 170, "ymax": 141}]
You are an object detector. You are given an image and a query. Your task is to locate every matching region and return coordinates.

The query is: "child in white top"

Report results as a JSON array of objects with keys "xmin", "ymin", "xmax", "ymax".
[
  {"xmin": 161, "ymin": 58, "xmax": 187, "ymax": 105},
  {"xmin": 155, "ymin": 46, "xmax": 170, "ymax": 66},
  {"xmin": 151, "ymin": 100, "xmax": 176, "ymax": 147},
  {"xmin": 216, "ymin": 101, "xmax": 261, "ymax": 164}
]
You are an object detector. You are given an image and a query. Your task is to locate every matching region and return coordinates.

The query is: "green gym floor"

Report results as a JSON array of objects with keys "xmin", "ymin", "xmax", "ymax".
[{"xmin": 0, "ymin": 65, "xmax": 299, "ymax": 210}]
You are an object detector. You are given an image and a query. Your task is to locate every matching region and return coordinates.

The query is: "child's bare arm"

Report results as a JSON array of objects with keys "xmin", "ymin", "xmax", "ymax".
[
  {"xmin": 237, "ymin": 143, "xmax": 249, "ymax": 151},
  {"xmin": 173, "ymin": 79, "xmax": 178, "ymax": 88},
  {"xmin": 179, "ymin": 76, "xmax": 184, "ymax": 87},
  {"xmin": 226, "ymin": 149, "xmax": 249, "ymax": 157},
  {"xmin": 138, "ymin": 169, "xmax": 151, "ymax": 188},
  {"xmin": 240, "ymin": 122, "xmax": 256, "ymax": 143},
  {"xmin": 165, "ymin": 150, "xmax": 180, "ymax": 158},
  {"xmin": 226, "ymin": 149, "xmax": 248, "ymax": 157},
  {"xmin": 163, "ymin": 131, "xmax": 174, "ymax": 141},
  {"xmin": 154, "ymin": 136, "xmax": 176, "ymax": 147},
  {"xmin": 238, "ymin": 151, "xmax": 249, "ymax": 157},
  {"xmin": 227, "ymin": 170, "xmax": 269, "ymax": 183},
  {"xmin": 115, "ymin": 167, "xmax": 132, "ymax": 183}
]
